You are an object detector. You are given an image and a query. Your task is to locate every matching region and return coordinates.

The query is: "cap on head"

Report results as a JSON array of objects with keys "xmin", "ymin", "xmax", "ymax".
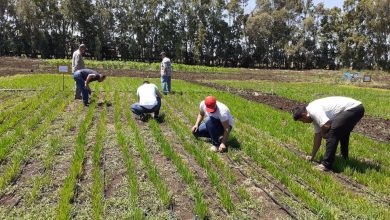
[
  {"xmin": 79, "ymin": 44, "xmax": 87, "ymax": 50},
  {"xmin": 292, "ymin": 106, "xmax": 307, "ymax": 121},
  {"xmin": 204, "ymin": 96, "xmax": 217, "ymax": 113}
]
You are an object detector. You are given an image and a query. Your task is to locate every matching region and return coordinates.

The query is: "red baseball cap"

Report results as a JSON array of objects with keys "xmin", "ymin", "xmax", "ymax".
[{"xmin": 204, "ymin": 96, "xmax": 217, "ymax": 113}]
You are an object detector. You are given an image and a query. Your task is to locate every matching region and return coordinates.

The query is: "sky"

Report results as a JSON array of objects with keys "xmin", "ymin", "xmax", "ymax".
[{"xmin": 245, "ymin": 0, "xmax": 344, "ymax": 14}]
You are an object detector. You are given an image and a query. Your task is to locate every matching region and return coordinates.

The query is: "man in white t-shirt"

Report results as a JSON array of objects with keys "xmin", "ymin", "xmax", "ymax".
[
  {"xmin": 192, "ymin": 96, "xmax": 233, "ymax": 152},
  {"xmin": 160, "ymin": 52, "xmax": 172, "ymax": 95},
  {"xmin": 131, "ymin": 81, "xmax": 163, "ymax": 122},
  {"xmin": 292, "ymin": 96, "xmax": 365, "ymax": 171}
]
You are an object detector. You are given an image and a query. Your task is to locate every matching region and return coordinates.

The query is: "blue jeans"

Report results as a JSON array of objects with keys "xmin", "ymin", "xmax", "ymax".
[
  {"xmin": 161, "ymin": 75, "xmax": 171, "ymax": 94},
  {"xmin": 131, "ymin": 97, "xmax": 161, "ymax": 117},
  {"xmin": 193, "ymin": 117, "xmax": 227, "ymax": 146},
  {"xmin": 73, "ymin": 71, "xmax": 88, "ymax": 105}
]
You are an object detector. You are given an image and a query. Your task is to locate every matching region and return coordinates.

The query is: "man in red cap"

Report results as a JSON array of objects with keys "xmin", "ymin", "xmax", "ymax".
[{"xmin": 192, "ymin": 96, "xmax": 233, "ymax": 152}]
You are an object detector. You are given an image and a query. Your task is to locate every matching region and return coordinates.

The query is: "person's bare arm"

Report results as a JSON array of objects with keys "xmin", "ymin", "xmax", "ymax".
[
  {"xmin": 157, "ymin": 91, "xmax": 163, "ymax": 99},
  {"xmin": 85, "ymin": 74, "xmax": 96, "ymax": 90},
  {"xmin": 306, "ymin": 133, "xmax": 322, "ymax": 161},
  {"xmin": 219, "ymin": 120, "xmax": 231, "ymax": 151},
  {"xmin": 192, "ymin": 112, "xmax": 205, "ymax": 133}
]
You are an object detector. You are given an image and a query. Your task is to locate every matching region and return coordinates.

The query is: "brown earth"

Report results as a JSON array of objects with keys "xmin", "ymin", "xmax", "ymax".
[{"xmin": 1, "ymin": 56, "xmax": 389, "ymax": 89}]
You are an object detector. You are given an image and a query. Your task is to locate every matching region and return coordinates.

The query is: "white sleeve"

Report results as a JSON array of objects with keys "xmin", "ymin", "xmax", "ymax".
[{"xmin": 199, "ymin": 102, "xmax": 205, "ymax": 114}]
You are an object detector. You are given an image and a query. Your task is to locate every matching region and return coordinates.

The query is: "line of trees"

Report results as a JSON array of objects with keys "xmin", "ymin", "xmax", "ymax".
[{"xmin": 0, "ymin": 0, "xmax": 389, "ymax": 70}]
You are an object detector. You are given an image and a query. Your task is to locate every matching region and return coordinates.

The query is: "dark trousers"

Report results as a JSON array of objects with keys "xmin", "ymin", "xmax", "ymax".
[
  {"xmin": 73, "ymin": 71, "xmax": 88, "ymax": 105},
  {"xmin": 193, "ymin": 117, "xmax": 231, "ymax": 147},
  {"xmin": 322, "ymin": 105, "xmax": 365, "ymax": 168},
  {"xmin": 131, "ymin": 97, "xmax": 161, "ymax": 117}
]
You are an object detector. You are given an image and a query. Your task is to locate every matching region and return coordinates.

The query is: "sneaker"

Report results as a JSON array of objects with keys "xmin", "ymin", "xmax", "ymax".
[
  {"xmin": 209, "ymin": 145, "xmax": 219, "ymax": 152},
  {"xmin": 139, "ymin": 114, "xmax": 147, "ymax": 122},
  {"xmin": 315, "ymin": 164, "xmax": 330, "ymax": 172}
]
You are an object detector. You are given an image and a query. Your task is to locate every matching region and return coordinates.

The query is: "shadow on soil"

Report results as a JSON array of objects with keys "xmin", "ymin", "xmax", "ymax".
[
  {"xmin": 332, "ymin": 156, "xmax": 381, "ymax": 174},
  {"xmin": 228, "ymin": 136, "xmax": 241, "ymax": 150}
]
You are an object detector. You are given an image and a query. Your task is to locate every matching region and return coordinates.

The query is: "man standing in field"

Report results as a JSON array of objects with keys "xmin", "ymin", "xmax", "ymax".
[
  {"xmin": 72, "ymin": 44, "xmax": 87, "ymax": 100},
  {"xmin": 192, "ymin": 96, "xmax": 233, "ymax": 152},
  {"xmin": 160, "ymin": 52, "xmax": 172, "ymax": 95},
  {"xmin": 292, "ymin": 96, "xmax": 365, "ymax": 171},
  {"xmin": 73, "ymin": 69, "xmax": 106, "ymax": 106},
  {"xmin": 131, "ymin": 81, "xmax": 163, "ymax": 122}
]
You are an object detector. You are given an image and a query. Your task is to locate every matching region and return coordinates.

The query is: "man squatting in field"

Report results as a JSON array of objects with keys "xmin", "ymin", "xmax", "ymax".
[
  {"xmin": 72, "ymin": 44, "xmax": 86, "ymax": 100},
  {"xmin": 292, "ymin": 96, "xmax": 365, "ymax": 171},
  {"xmin": 192, "ymin": 96, "xmax": 233, "ymax": 152},
  {"xmin": 73, "ymin": 69, "xmax": 106, "ymax": 106},
  {"xmin": 160, "ymin": 52, "xmax": 172, "ymax": 95},
  {"xmin": 131, "ymin": 81, "xmax": 163, "ymax": 122}
]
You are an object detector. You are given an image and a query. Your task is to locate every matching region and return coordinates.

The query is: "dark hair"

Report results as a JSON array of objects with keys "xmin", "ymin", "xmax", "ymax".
[
  {"xmin": 101, "ymin": 74, "xmax": 106, "ymax": 80},
  {"xmin": 292, "ymin": 106, "xmax": 307, "ymax": 121},
  {"xmin": 143, "ymin": 80, "xmax": 150, "ymax": 84}
]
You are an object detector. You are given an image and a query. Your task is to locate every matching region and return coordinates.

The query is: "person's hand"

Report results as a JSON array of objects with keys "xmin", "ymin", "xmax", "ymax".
[
  {"xmin": 305, "ymin": 155, "xmax": 313, "ymax": 161},
  {"xmin": 191, "ymin": 125, "xmax": 198, "ymax": 133},
  {"xmin": 218, "ymin": 143, "xmax": 227, "ymax": 152}
]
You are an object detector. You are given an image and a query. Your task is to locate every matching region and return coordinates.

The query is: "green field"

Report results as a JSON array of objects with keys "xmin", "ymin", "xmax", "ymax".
[{"xmin": 0, "ymin": 74, "xmax": 389, "ymax": 219}]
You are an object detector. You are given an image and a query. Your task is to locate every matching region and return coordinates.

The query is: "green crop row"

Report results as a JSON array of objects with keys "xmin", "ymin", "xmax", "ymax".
[
  {"xmin": 123, "ymin": 93, "xmax": 172, "ymax": 208},
  {"xmin": 209, "ymin": 80, "xmax": 390, "ymax": 119},
  {"xmin": 0, "ymin": 90, "xmax": 60, "ymax": 161},
  {"xmin": 28, "ymin": 102, "xmax": 85, "ymax": 204},
  {"xmin": 0, "ymin": 92, "xmax": 72, "ymax": 194},
  {"xmin": 147, "ymin": 112, "xmax": 208, "ymax": 218},
  {"xmin": 166, "ymin": 92, "xmax": 314, "ymax": 218},
  {"xmin": 91, "ymin": 92, "xmax": 108, "ymax": 220},
  {"xmin": 57, "ymin": 97, "xmax": 97, "ymax": 220},
  {"xmin": 113, "ymin": 91, "xmax": 143, "ymax": 219},
  {"xmin": 43, "ymin": 59, "xmax": 236, "ymax": 73},
  {"xmin": 0, "ymin": 90, "xmax": 56, "ymax": 137},
  {"xmin": 171, "ymin": 81, "xmax": 390, "ymax": 219}
]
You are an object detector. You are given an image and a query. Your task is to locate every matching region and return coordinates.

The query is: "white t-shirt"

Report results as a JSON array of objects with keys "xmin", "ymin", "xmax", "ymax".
[
  {"xmin": 72, "ymin": 50, "xmax": 85, "ymax": 73},
  {"xmin": 306, "ymin": 96, "xmax": 362, "ymax": 133},
  {"xmin": 137, "ymin": 84, "xmax": 159, "ymax": 109},
  {"xmin": 161, "ymin": 57, "xmax": 172, "ymax": 76},
  {"xmin": 200, "ymin": 101, "xmax": 233, "ymax": 126}
]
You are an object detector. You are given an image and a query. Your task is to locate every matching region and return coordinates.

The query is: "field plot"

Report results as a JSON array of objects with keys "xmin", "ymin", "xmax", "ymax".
[{"xmin": 0, "ymin": 74, "xmax": 389, "ymax": 219}]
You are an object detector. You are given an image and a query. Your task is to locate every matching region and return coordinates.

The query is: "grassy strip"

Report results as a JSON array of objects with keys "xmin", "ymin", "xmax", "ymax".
[
  {"xmin": 28, "ymin": 102, "xmax": 85, "ymax": 204},
  {"xmin": 147, "ymin": 118, "xmax": 208, "ymax": 218},
  {"xmin": 173, "ymin": 82, "xmax": 390, "ymax": 219},
  {"xmin": 44, "ymin": 59, "xmax": 236, "ymax": 73},
  {"xmin": 112, "ymin": 91, "xmax": 143, "ymax": 218},
  {"xmin": 210, "ymin": 80, "xmax": 390, "ymax": 119},
  {"xmin": 57, "ymin": 100, "xmax": 97, "ymax": 219},
  {"xmin": 0, "ymin": 90, "xmax": 58, "ymax": 137},
  {"xmin": 123, "ymin": 93, "xmax": 172, "ymax": 208},
  {"xmin": 0, "ymin": 93, "xmax": 30, "ymax": 112},
  {"xmin": 158, "ymin": 103, "xmax": 236, "ymax": 214},
  {"xmin": 91, "ymin": 94, "xmax": 107, "ymax": 220},
  {"xmin": 176, "ymin": 81, "xmax": 390, "ymax": 194},
  {"xmin": 0, "ymin": 92, "xmax": 73, "ymax": 193},
  {"xmin": 0, "ymin": 90, "xmax": 59, "ymax": 161},
  {"xmin": 0, "ymin": 89, "xmax": 47, "ymax": 125}
]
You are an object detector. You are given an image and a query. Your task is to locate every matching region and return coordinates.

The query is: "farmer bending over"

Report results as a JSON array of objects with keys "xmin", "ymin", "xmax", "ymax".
[
  {"xmin": 192, "ymin": 96, "xmax": 233, "ymax": 152},
  {"xmin": 131, "ymin": 81, "xmax": 163, "ymax": 122},
  {"xmin": 73, "ymin": 69, "xmax": 106, "ymax": 106},
  {"xmin": 292, "ymin": 96, "xmax": 365, "ymax": 171}
]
